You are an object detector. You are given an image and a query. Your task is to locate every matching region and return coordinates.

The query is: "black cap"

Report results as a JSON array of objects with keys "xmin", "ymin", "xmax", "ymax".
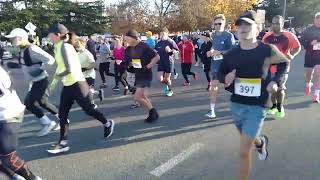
[
  {"xmin": 125, "ymin": 30, "xmax": 139, "ymax": 40},
  {"xmin": 48, "ymin": 23, "xmax": 69, "ymax": 34},
  {"xmin": 201, "ymin": 31, "xmax": 211, "ymax": 38},
  {"xmin": 235, "ymin": 10, "xmax": 257, "ymax": 26}
]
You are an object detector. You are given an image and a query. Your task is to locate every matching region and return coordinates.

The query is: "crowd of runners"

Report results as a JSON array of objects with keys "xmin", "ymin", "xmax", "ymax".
[{"xmin": 0, "ymin": 10, "xmax": 319, "ymax": 180}]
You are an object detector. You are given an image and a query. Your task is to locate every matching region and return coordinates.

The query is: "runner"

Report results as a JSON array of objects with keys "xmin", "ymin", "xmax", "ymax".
[
  {"xmin": 155, "ymin": 28, "xmax": 179, "ymax": 97},
  {"xmin": 192, "ymin": 33, "xmax": 201, "ymax": 67},
  {"xmin": 46, "ymin": 24, "xmax": 114, "ymax": 154},
  {"xmin": 6, "ymin": 28, "xmax": 60, "ymax": 137},
  {"xmin": 124, "ymin": 29, "xmax": 160, "ymax": 122},
  {"xmin": 178, "ymin": 34, "xmax": 196, "ymax": 86},
  {"xmin": 112, "ymin": 35, "xmax": 129, "ymax": 95},
  {"xmin": 218, "ymin": 10, "xmax": 289, "ymax": 180},
  {"xmin": 72, "ymin": 34, "xmax": 104, "ymax": 107},
  {"xmin": 146, "ymin": 31, "xmax": 156, "ymax": 49},
  {"xmin": 200, "ymin": 31, "xmax": 213, "ymax": 91},
  {"xmin": 0, "ymin": 66, "xmax": 42, "ymax": 180},
  {"xmin": 301, "ymin": 12, "xmax": 320, "ymax": 102},
  {"xmin": 86, "ymin": 34, "xmax": 97, "ymax": 61},
  {"xmin": 98, "ymin": 37, "xmax": 115, "ymax": 89},
  {"xmin": 206, "ymin": 14, "xmax": 236, "ymax": 119},
  {"xmin": 263, "ymin": 15, "xmax": 301, "ymax": 118}
]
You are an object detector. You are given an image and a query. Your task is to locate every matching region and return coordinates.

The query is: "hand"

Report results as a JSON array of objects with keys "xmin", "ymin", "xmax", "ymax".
[
  {"xmin": 225, "ymin": 69, "xmax": 236, "ymax": 87},
  {"xmin": 267, "ymin": 81, "xmax": 278, "ymax": 93},
  {"xmin": 286, "ymin": 54, "xmax": 294, "ymax": 60},
  {"xmin": 165, "ymin": 46, "xmax": 172, "ymax": 53},
  {"xmin": 206, "ymin": 51, "xmax": 212, "ymax": 57},
  {"xmin": 212, "ymin": 50, "xmax": 222, "ymax": 56},
  {"xmin": 194, "ymin": 45, "xmax": 198, "ymax": 48},
  {"xmin": 311, "ymin": 40, "xmax": 318, "ymax": 46}
]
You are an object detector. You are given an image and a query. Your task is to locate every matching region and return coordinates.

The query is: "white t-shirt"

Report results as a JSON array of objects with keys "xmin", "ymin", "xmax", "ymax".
[
  {"xmin": 0, "ymin": 66, "xmax": 25, "ymax": 121},
  {"xmin": 78, "ymin": 49, "xmax": 96, "ymax": 79}
]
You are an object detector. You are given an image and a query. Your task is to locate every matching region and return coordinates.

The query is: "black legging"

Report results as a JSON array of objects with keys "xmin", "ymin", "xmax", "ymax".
[
  {"xmin": 24, "ymin": 78, "xmax": 58, "ymax": 118},
  {"xmin": 114, "ymin": 64, "xmax": 128, "ymax": 87},
  {"xmin": 58, "ymin": 81, "xmax": 108, "ymax": 142},
  {"xmin": 99, "ymin": 62, "xmax": 114, "ymax": 84},
  {"xmin": 181, "ymin": 63, "xmax": 195, "ymax": 83},
  {"xmin": 203, "ymin": 61, "xmax": 211, "ymax": 83}
]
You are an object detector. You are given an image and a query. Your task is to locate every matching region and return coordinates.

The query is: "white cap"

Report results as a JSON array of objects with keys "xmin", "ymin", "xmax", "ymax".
[
  {"xmin": 5, "ymin": 28, "xmax": 28, "ymax": 39},
  {"xmin": 315, "ymin": 12, "xmax": 320, "ymax": 17}
]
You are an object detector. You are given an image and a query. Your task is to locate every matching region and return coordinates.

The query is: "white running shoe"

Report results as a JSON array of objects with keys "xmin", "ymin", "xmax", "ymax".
[
  {"xmin": 205, "ymin": 110, "xmax": 216, "ymax": 119},
  {"xmin": 174, "ymin": 73, "xmax": 179, "ymax": 79},
  {"xmin": 10, "ymin": 174, "xmax": 26, "ymax": 180},
  {"xmin": 36, "ymin": 121, "xmax": 57, "ymax": 137},
  {"xmin": 34, "ymin": 176, "xmax": 43, "ymax": 180},
  {"xmin": 256, "ymin": 135, "xmax": 269, "ymax": 161}
]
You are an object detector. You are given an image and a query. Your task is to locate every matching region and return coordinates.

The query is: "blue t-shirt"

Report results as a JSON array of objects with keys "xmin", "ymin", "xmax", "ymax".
[
  {"xmin": 146, "ymin": 37, "xmax": 156, "ymax": 49},
  {"xmin": 211, "ymin": 31, "xmax": 235, "ymax": 51}
]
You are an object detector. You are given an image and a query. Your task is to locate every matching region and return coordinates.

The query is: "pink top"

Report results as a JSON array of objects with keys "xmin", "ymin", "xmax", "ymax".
[{"xmin": 113, "ymin": 46, "xmax": 125, "ymax": 61}]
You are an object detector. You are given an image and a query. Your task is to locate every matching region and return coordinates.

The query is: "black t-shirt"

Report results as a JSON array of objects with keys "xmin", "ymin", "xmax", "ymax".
[
  {"xmin": 155, "ymin": 40, "xmax": 175, "ymax": 65},
  {"xmin": 200, "ymin": 40, "xmax": 213, "ymax": 63},
  {"xmin": 124, "ymin": 42, "xmax": 157, "ymax": 81},
  {"xmin": 218, "ymin": 43, "xmax": 274, "ymax": 107}
]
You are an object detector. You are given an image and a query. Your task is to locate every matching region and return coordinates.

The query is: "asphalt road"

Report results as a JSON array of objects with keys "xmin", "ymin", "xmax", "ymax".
[{"xmin": 2, "ymin": 51, "xmax": 320, "ymax": 180}]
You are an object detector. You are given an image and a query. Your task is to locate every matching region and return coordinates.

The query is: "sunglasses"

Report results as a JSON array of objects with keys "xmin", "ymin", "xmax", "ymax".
[{"xmin": 214, "ymin": 23, "xmax": 222, "ymax": 26}]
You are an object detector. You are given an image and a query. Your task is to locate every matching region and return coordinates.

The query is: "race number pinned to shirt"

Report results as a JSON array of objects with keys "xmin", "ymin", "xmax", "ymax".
[
  {"xmin": 213, "ymin": 54, "xmax": 223, "ymax": 61},
  {"xmin": 115, "ymin": 59, "xmax": 122, "ymax": 65},
  {"xmin": 235, "ymin": 78, "xmax": 261, "ymax": 97},
  {"xmin": 313, "ymin": 43, "xmax": 320, "ymax": 50},
  {"xmin": 132, "ymin": 59, "xmax": 142, "ymax": 68}
]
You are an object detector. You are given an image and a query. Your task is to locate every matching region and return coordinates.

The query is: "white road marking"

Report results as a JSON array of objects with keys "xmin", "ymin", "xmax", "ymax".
[{"xmin": 150, "ymin": 143, "xmax": 204, "ymax": 177}]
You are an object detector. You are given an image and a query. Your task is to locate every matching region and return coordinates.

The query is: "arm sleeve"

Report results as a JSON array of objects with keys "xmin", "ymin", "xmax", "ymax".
[
  {"xmin": 29, "ymin": 45, "xmax": 55, "ymax": 65},
  {"xmin": 59, "ymin": 43, "xmax": 73, "ymax": 76},
  {"xmin": 217, "ymin": 56, "xmax": 229, "ymax": 84},
  {"xmin": 300, "ymin": 29, "xmax": 309, "ymax": 49}
]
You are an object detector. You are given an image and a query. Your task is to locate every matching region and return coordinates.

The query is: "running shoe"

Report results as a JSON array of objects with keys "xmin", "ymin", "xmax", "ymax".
[
  {"xmin": 145, "ymin": 108, "xmax": 159, "ymax": 123},
  {"xmin": 34, "ymin": 177, "xmax": 43, "ymax": 180},
  {"xmin": 100, "ymin": 83, "xmax": 107, "ymax": 88},
  {"xmin": 183, "ymin": 82, "xmax": 190, "ymax": 86},
  {"xmin": 10, "ymin": 174, "xmax": 26, "ymax": 180},
  {"xmin": 275, "ymin": 107, "xmax": 285, "ymax": 119},
  {"xmin": 98, "ymin": 89, "xmax": 104, "ymax": 101},
  {"xmin": 130, "ymin": 103, "xmax": 141, "ymax": 109},
  {"xmin": 194, "ymin": 62, "xmax": 199, "ymax": 67},
  {"xmin": 207, "ymin": 83, "xmax": 212, "ymax": 91},
  {"xmin": 104, "ymin": 120, "xmax": 115, "ymax": 138},
  {"xmin": 163, "ymin": 85, "xmax": 169, "ymax": 94},
  {"xmin": 205, "ymin": 110, "xmax": 216, "ymax": 119},
  {"xmin": 112, "ymin": 86, "xmax": 120, "ymax": 91},
  {"xmin": 47, "ymin": 142, "xmax": 70, "ymax": 154},
  {"xmin": 174, "ymin": 73, "xmax": 179, "ymax": 79},
  {"xmin": 305, "ymin": 83, "xmax": 312, "ymax": 95},
  {"xmin": 36, "ymin": 121, "xmax": 57, "ymax": 137},
  {"xmin": 166, "ymin": 90, "xmax": 173, "ymax": 97},
  {"xmin": 267, "ymin": 108, "xmax": 278, "ymax": 115},
  {"xmin": 53, "ymin": 123, "xmax": 60, "ymax": 131},
  {"xmin": 256, "ymin": 135, "xmax": 269, "ymax": 161},
  {"xmin": 313, "ymin": 94, "xmax": 320, "ymax": 103}
]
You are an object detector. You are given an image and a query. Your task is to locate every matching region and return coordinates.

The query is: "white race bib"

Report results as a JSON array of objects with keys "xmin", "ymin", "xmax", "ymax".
[
  {"xmin": 115, "ymin": 59, "xmax": 122, "ymax": 65},
  {"xmin": 235, "ymin": 78, "xmax": 261, "ymax": 97},
  {"xmin": 132, "ymin": 59, "xmax": 142, "ymax": 69},
  {"xmin": 213, "ymin": 54, "xmax": 223, "ymax": 61},
  {"xmin": 313, "ymin": 43, "xmax": 320, "ymax": 50}
]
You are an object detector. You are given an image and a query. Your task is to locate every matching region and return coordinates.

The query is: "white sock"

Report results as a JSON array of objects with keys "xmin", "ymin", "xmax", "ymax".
[
  {"xmin": 60, "ymin": 140, "xmax": 68, "ymax": 145},
  {"xmin": 315, "ymin": 89, "xmax": 320, "ymax": 96},
  {"xmin": 210, "ymin": 103, "xmax": 215, "ymax": 113},
  {"xmin": 40, "ymin": 115, "xmax": 51, "ymax": 125}
]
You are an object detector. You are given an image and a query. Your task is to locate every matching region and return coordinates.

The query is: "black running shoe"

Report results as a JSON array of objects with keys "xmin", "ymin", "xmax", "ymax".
[{"xmin": 104, "ymin": 120, "xmax": 115, "ymax": 138}]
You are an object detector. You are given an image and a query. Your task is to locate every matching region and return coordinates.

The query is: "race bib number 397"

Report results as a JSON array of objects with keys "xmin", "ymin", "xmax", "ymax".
[{"xmin": 235, "ymin": 78, "xmax": 261, "ymax": 97}]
